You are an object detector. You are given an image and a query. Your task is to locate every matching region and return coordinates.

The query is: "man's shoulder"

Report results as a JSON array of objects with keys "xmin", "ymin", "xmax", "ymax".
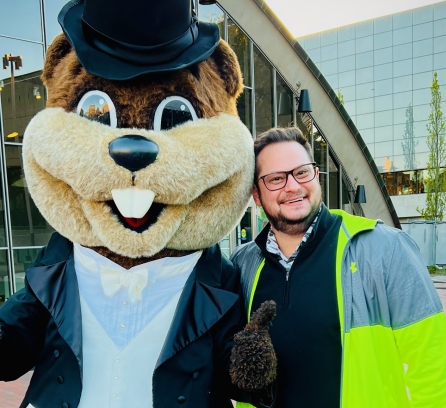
[{"xmin": 230, "ymin": 241, "xmax": 261, "ymax": 263}]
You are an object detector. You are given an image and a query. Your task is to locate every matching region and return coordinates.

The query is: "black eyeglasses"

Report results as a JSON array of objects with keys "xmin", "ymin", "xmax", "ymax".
[{"xmin": 258, "ymin": 162, "xmax": 317, "ymax": 191}]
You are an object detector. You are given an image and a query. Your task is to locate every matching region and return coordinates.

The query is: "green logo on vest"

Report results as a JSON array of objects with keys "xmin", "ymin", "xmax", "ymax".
[{"xmin": 350, "ymin": 262, "xmax": 357, "ymax": 273}]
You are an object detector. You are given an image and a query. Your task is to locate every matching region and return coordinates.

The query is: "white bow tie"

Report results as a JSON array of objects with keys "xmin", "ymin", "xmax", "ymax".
[{"xmin": 100, "ymin": 265, "xmax": 150, "ymax": 303}]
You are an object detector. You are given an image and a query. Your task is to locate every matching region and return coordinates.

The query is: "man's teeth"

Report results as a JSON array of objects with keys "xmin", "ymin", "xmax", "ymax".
[
  {"xmin": 288, "ymin": 198, "xmax": 304, "ymax": 203},
  {"xmin": 111, "ymin": 188, "xmax": 155, "ymax": 218}
]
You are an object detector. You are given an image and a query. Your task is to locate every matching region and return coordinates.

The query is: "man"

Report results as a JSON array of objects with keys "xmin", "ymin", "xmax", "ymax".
[{"xmin": 231, "ymin": 127, "xmax": 446, "ymax": 408}]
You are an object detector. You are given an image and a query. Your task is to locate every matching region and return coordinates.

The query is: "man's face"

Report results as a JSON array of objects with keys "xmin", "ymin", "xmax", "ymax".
[{"xmin": 253, "ymin": 141, "xmax": 322, "ymax": 235}]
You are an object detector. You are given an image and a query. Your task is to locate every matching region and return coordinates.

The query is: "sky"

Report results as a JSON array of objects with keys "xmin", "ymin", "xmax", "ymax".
[{"xmin": 265, "ymin": 0, "xmax": 445, "ymax": 37}]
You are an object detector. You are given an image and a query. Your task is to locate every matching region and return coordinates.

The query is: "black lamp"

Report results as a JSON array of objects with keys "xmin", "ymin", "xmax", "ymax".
[
  {"xmin": 199, "ymin": 0, "xmax": 216, "ymax": 4},
  {"xmin": 278, "ymin": 92, "xmax": 292, "ymax": 116},
  {"xmin": 297, "ymin": 89, "xmax": 312, "ymax": 113},
  {"xmin": 354, "ymin": 185, "xmax": 366, "ymax": 204}
]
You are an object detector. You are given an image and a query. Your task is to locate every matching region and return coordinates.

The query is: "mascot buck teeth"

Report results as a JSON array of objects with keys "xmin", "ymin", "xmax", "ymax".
[{"xmin": 0, "ymin": 0, "xmax": 277, "ymax": 407}]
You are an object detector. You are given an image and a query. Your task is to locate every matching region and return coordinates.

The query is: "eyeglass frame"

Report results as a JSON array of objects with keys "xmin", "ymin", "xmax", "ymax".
[{"xmin": 257, "ymin": 162, "xmax": 318, "ymax": 191}]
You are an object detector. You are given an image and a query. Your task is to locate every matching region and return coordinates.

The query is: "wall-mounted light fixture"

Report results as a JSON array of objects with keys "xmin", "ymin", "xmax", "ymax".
[
  {"xmin": 199, "ymin": 0, "xmax": 216, "ymax": 4},
  {"xmin": 297, "ymin": 89, "xmax": 312, "ymax": 113},
  {"xmin": 350, "ymin": 177, "xmax": 366, "ymax": 204},
  {"xmin": 33, "ymin": 86, "xmax": 41, "ymax": 100}
]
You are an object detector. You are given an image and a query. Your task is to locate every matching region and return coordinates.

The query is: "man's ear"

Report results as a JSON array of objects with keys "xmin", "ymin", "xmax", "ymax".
[{"xmin": 252, "ymin": 184, "xmax": 262, "ymax": 207}]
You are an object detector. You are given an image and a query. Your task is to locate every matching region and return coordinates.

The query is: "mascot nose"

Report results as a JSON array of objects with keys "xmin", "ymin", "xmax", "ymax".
[{"xmin": 109, "ymin": 135, "xmax": 159, "ymax": 172}]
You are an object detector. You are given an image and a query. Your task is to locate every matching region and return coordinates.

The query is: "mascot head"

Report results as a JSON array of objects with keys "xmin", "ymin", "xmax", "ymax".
[{"xmin": 23, "ymin": 0, "xmax": 254, "ymax": 259}]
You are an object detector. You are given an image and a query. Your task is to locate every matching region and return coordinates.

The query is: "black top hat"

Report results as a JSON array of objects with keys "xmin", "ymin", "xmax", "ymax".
[{"xmin": 58, "ymin": 0, "xmax": 220, "ymax": 80}]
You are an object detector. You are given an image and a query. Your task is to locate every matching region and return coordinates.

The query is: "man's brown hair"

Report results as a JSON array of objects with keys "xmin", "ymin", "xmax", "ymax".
[{"xmin": 254, "ymin": 127, "xmax": 313, "ymax": 181}]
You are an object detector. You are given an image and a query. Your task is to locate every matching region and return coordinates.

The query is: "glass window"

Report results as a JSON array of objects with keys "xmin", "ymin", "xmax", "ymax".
[
  {"xmin": 338, "ymin": 26, "xmax": 355, "ymax": 42},
  {"xmin": 382, "ymin": 172, "xmax": 398, "ymax": 195},
  {"xmin": 321, "ymin": 31, "xmax": 337, "ymax": 46},
  {"xmin": 374, "ymin": 16, "xmax": 392, "ymax": 34},
  {"xmin": 321, "ymin": 44, "xmax": 337, "ymax": 61},
  {"xmin": 375, "ymin": 125, "xmax": 393, "ymax": 142},
  {"xmin": 1, "ymin": 71, "xmax": 46, "ymax": 143},
  {"xmin": 356, "ymin": 21, "xmax": 373, "ymax": 38},
  {"xmin": 5, "ymin": 145, "xmax": 54, "ymax": 247},
  {"xmin": 307, "ymin": 47, "xmax": 321, "ymax": 63},
  {"xmin": 413, "ymin": 38, "xmax": 433, "ymax": 58},
  {"xmin": 434, "ymin": 52, "xmax": 446, "ymax": 70},
  {"xmin": 356, "ymin": 98, "xmax": 374, "ymax": 115},
  {"xmin": 416, "ymin": 152, "xmax": 429, "ymax": 169},
  {"xmin": 393, "ymin": 43, "xmax": 412, "ymax": 62},
  {"xmin": 0, "ymin": 250, "xmax": 10, "ymax": 305},
  {"xmin": 344, "ymin": 100, "xmax": 355, "ymax": 116},
  {"xmin": 44, "ymin": 0, "xmax": 64, "ymax": 45},
  {"xmin": 393, "ymin": 75, "xmax": 412, "ymax": 93},
  {"xmin": 413, "ymin": 120, "xmax": 429, "ymax": 138},
  {"xmin": 393, "ymin": 91, "xmax": 412, "ymax": 109},
  {"xmin": 394, "ymin": 107, "xmax": 408, "ymax": 124},
  {"xmin": 13, "ymin": 248, "xmax": 41, "ymax": 292},
  {"xmin": 228, "ymin": 18, "xmax": 251, "ymax": 86},
  {"xmin": 393, "ymin": 59, "xmax": 412, "ymax": 77},
  {"xmin": 356, "ymin": 51, "xmax": 373, "ymax": 69},
  {"xmin": 415, "ymin": 136, "xmax": 429, "ymax": 153},
  {"xmin": 254, "ymin": 46, "xmax": 273, "ymax": 135},
  {"xmin": 374, "ymin": 78, "xmax": 393, "ymax": 96},
  {"xmin": 338, "ymin": 56, "xmax": 355, "ymax": 73},
  {"xmin": 414, "ymin": 5, "xmax": 433, "ymax": 25},
  {"xmin": 313, "ymin": 135, "xmax": 327, "ymax": 172},
  {"xmin": 393, "ymin": 10, "xmax": 413, "ymax": 30},
  {"xmin": 375, "ymin": 141, "xmax": 393, "ymax": 158},
  {"xmin": 435, "ymin": 3, "xmax": 446, "ymax": 20},
  {"xmin": 375, "ymin": 110, "xmax": 393, "ymax": 127},
  {"xmin": 356, "ymin": 113, "xmax": 374, "ymax": 129},
  {"xmin": 413, "ymin": 88, "xmax": 431, "ymax": 106},
  {"xmin": 321, "ymin": 59, "xmax": 338, "ymax": 76},
  {"xmin": 356, "ymin": 67, "xmax": 373, "ymax": 84},
  {"xmin": 374, "ymin": 63, "xmax": 392, "ymax": 81},
  {"xmin": 328, "ymin": 155, "xmax": 339, "ymax": 209},
  {"xmin": 276, "ymin": 75, "xmax": 294, "ymax": 128},
  {"xmin": 374, "ymin": 47, "xmax": 392, "ymax": 65},
  {"xmin": 413, "ymin": 104, "xmax": 431, "ymax": 122},
  {"xmin": 393, "ymin": 122, "xmax": 407, "ymax": 140},
  {"xmin": 375, "ymin": 94, "xmax": 393, "ymax": 112},
  {"xmin": 391, "ymin": 155, "xmax": 405, "ymax": 170},
  {"xmin": 356, "ymin": 82, "xmax": 374, "ymax": 98},
  {"xmin": 342, "ymin": 85, "xmax": 356, "ymax": 101},
  {"xmin": 434, "ymin": 18, "xmax": 446, "ymax": 37},
  {"xmin": 393, "ymin": 27, "xmax": 412, "ymax": 46},
  {"xmin": 360, "ymin": 128, "xmax": 374, "ymax": 144},
  {"xmin": 439, "ymin": 68, "xmax": 446, "ymax": 86},
  {"xmin": 319, "ymin": 172, "xmax": 328, "ymax": 204},
  {"xmin": 0, "ymin": 0, "xmax": 42, "ymax": 41},
  {"xmin": 339, "ymin": 70, "xmax": 355, "ymax": 87},
  {"xmin": 338, "ymin": 40, "xmax": 355, "ymax": 57},
  {"xmin": 413, "ymin": 71, "xmax": 433, "ymax": 90},
  {"xmin": 198, "ymin": 3, "xmax": 224, "ymax": 29},
  {"xmin": 305, "ymin": 34, "xmax": 321, "ymax": 50},
  {"xmin": 434, "ymin": 35, "xmax": 446, "ymax": 53},
  {"xmin": 325, "ymin": 74, "xmax": 338, "ymax": 89},
  {"xmin": 237, "ymin": 87, "xmax": 252, "ymax": 132},
  {"xmin": 413, "ymin": 55, "xmax": 433, "ymax": 74},
  {"xmin": 374, "ymin": 31, "xmax": 392, "ymax": 51},
  {"xmin": 238, "ymin": 208, "xmax": 253, "ymax": 246},
  {"xmin": 355, "ymin": 36, "xmax": 373, "ymax": 53},
  {"xmin": 413, "ymin": 22, "xmax": 433, "ymax": 42}
]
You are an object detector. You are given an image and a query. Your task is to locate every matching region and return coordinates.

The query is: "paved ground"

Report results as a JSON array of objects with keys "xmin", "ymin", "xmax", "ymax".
[{"xmin": 2, "ymin": 281, "xmax": 446, "ymax": 407}]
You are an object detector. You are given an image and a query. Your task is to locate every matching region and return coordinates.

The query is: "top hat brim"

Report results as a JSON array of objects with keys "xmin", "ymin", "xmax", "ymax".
[{"xmin": 59, "ymin": 1, "xmax": 221, "ymax": 80}]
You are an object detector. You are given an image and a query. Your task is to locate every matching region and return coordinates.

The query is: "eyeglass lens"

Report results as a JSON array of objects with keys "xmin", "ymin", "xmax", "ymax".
[{"xmin": 263, "ymin": 164, "xmax": 315, "ymax": 190}]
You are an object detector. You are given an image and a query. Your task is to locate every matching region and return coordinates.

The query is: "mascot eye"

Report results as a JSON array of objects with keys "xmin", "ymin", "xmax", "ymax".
[
  {"xmin": 154, "ymin": 96, "xmax": 198, "ymax": 131},
  {"xmin": 76, "ymin": 90, "xmax": 117, "ymax": 128}
]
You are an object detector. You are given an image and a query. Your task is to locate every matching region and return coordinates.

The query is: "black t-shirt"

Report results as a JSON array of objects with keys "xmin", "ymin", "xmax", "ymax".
[{"xmin": 251, "ymin": 208, "xmax": 342, "ymax": 408}]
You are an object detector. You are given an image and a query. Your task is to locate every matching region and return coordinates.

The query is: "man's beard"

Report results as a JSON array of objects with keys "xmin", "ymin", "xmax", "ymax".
[{"xmin": 262, "ymin": 197, "xmax": 321, "ymax": 236}]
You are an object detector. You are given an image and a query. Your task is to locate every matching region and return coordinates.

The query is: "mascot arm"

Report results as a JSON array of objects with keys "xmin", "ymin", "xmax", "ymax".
[{"xmin": 0, "ymin": 281, "xmax": 48, "ymax": 381}]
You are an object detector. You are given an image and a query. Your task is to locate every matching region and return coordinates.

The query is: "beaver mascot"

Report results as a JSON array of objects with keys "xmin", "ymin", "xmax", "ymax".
[{"xmin": 0, "ymin": 0, "xmax": 277, "ymax": 407}]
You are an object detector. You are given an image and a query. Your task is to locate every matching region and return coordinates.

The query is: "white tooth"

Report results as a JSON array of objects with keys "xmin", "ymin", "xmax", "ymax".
[{"xmin": 111, "ymin": 188, "xmax": 155, "ymax": 218}]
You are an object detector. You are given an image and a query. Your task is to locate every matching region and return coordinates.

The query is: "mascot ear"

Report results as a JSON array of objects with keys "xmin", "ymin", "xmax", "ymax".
[
  {"xmin": 41, "ymin": 33, "xmax": 72, "ymax": 87},
  {"xmin": 210, "ymin": 40, "xmax": 244, "ymax": 99}
]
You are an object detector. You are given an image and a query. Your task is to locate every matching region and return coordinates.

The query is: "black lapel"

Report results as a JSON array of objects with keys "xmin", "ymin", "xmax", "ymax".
[
  {"xmin": 156, "ymin": 245, "xmax": 238, "ymax": 368},
  {"xmin": 26, "ymin": 240, "xmax": 83, "ymax": 376}
]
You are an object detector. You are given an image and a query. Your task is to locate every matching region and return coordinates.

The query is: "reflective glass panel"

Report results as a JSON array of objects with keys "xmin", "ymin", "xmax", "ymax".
[
  {"xmin": 356, "ymin": 52, "xmax": 373, "ymax": 69},
  {"xmin": 374, "ymin": 32, "xmax": 392, "ymax": 51},
  {"xmin": 434, "ymin": 52, "xmax": 446, "ymax": 70},
  {"xmin": 5, "ymin": 145, "xmax": 54, "ymax": 247},
  {"xmin": 413, "ymin": 71, "xmax": 433, "ymax": 90},
  {"xmin": 313, "ymin": 135, "xmax": 327, "ymax": 172},
  {"xmin": 356, "ymin": 98, "xmax": 374, "ymax": 115},
  {"xmin": 375, "ymin": 125, "xmax": 393, "ymax": 142},
  {"xmin": 355, "ymin": 36, "xmax": 373, "ymax": 53},
  {"xmin": 1, "ymin": 72, "xmax": 46, "ymax": 143},
  {"xmin": 341, "ymin": 85, "xmax": 356, "ymax": 101},
  {"xmin": 355, "ymin": 21, "xmax": 373, "ymax": 38},
  {"xmin": 237, "ymin": 87, "xmax": 252, "ymax": 132},
  {"xmin": 228, "ymin": 18, "xmax": 251, "ymax": 86},
  {"xmin": 413, "ymin": 22, "xmax": 433, "ymax": 42},
  {"xmin": 338, "ymin": 26, "xmax": 355, "ymax": 42},
  {"xmin": 374, "ymin": 16, "xmax": 392, "ymax": 34},
  {"xmin": 434, "ymin": 18, "xmax": 446, "ymax": 36},
  {"xmin": 0, "ymin": 249, "xmax": 10, "ymax": 305},
  {"xmin": 394, "ymin": 107, "xmax": 408, "ymax": 124},
  {"xmin": 393, "ymin": 11, "xmax": 413, "ymax": 30},
  {"xmin": 356, "ymin": 67, "xmax": 373, "ymax": 84},
  {"xmin": 393, "ymin": 27, "xmax": 412, "ymax": 46},
  {"xmin": 276, "ymin": 75, "xmax": 294, "ymax": 128},
  {"xmin": 328, "ymin": 155, "xmax": 339, "ymax": 209},
  {"xmin": 393, "ymin": 43, "xmax": 412, "ymax": 62},
  {"xmin": 375, "ymin": 111, "xmax": 392, "ymax": 127},
  {"xmin": 321, "ymin": 31, "xmax": 337, "ymax": 46},
  {"xmin": 375, "ymin": 95, "xmax": 393, "ymax": 112},
  {"xmin": 0, "ymin": 0, "xmax": 42, "ymax": 41},
  {"xmin": 339, "ymin": 70, "xmax": 355, "ymax": 87},
  {"xmin": 325, "ymin": 74, "xmax": 338, "ymax": 89},
  {"xmin": 413, "ymin": 5, "xmax": 433, "ymax": 24},
  {"xmin": 321, "ymin": 44, "xmax": 337, "ymax": 61},
  {"xmin": 338, "ymin": 40, "xmax": 355, "ymax": 57},
  {"xmin": 14, "ymin": 247, "xmax": 41, "ymax": 292},
  {"xmin": 344, "ymin": 100, "xmax": 356, "ymax": 116},
  {"xmin": 305, "ymin": 34, "xmax": 321, "ymax": 50},
  {"xmin": 374, "ymin": 79, "xmax": 393, "ymax": 96},
  {"xmin": 375, "ymin": 141, "xmax": 393, "ymax": 158},
  {"xmin": 382, "ymin": 172, "xmax": 398, "ymax": 195},
  {"xmin": 393, "ymin": 59, "xmax": 412, "ymax": 77},
  {"xmin": 393, "ymin": 91, "xmax": 412, "ymax": 109},
  {"xmin": 321, "ymin": 59, "xmax": 338, "ymax": 76},
  {"xmin": 374, "ymin": 63, "xmax": 392, "ymax": 81},
  {"xmin": 198, "ymin": 3, "xmax": 224, "ymax": 37},
  {"xmin": 307, "ymin": 48, "xmax": 321, "ymax": 63},
  {"xmin": 254, "ymin": 46, "xmax": 273, "ymax": 135},
  {"xmin": 338, "ymin": 56, "xmax": 355, "ymax": 73},
  {"xmin": 356, "ymin": 113, "xmax": 374, "ymax": 129},
  {"xmin": 393, "ymin": 75, "xmax": 412, "ymax": 93},
  {"xmin": 435, "ymin": 3, "xmax": 446, "ymax": 20},
  {"xmin": 374, "ymin": 47, "xmax": 392, "ymax": 65},
  {"xmin": 319, "ymin": 172, "xmax": 327, "ymax": 203},
  {"xmin": 413, "ymin": 38, "xmax": 433, "ymax": 58},
  {"xmin": 238, "ymin": 208, "xmax": 252, "ymax": 245},
  {"xmin": 413, "ymin": 104, "xmax": 430, "ymax": 122},
  {"xmin": 413, "ymin": 88, "xmax": 431, "ymax": 105},
  {"xmin": 360, "ymin": 128, "xmax": 374, "ymax": 144},
  {"xmin": 355, "ymin": 82, "xmax": 374, "ymax": 98},
  {"xmin": 434, "ymin": 35, "xmax": 446, "ymax": 53},
  {"xmin": 414, "ymin": 55, "xmax": 433, "ymax": 74}
]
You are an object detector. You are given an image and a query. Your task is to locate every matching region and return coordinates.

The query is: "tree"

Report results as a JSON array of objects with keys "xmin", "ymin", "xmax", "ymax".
[
  {"xmin": 337, "ymin": 89, "xmax": 344, "ymax": 105},
  {"xmin": 401, "ymin": 103, "xmax": 418, "ymax": 170},
  {"xmin": 417, "ymin": 72, "xmax": 446, "ymax": 221}
]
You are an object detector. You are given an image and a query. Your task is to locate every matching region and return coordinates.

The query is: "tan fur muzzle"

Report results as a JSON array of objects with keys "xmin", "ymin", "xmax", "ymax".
[{"xmin": 23, "ymin": 108, "xmax": 254, "ymax": 257}]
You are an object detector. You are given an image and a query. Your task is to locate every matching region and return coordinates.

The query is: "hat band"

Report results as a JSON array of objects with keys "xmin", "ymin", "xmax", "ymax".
[{"xmin": 81, "ymin": 17, "xmax": 199, "ymax": 65}]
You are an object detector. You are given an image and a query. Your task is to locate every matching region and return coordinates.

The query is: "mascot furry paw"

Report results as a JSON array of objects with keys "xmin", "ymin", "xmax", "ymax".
[{"xmin": 0, "ymin": 0, "xmax": 276, "ymax": 407}]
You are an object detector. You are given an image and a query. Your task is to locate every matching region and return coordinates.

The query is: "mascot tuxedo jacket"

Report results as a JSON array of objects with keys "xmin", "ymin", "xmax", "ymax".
[{"xmin": 0, "ymin": 233, "xmax": 247, "ymax": 408}]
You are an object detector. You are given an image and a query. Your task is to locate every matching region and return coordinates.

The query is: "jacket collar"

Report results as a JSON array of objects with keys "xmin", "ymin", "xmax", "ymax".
[{"xmin": 25, "ymin": 234, "xmax": 238, "ymax": 372}]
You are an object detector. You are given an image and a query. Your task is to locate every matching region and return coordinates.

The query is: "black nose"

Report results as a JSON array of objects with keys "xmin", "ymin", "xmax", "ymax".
[{"xmin": 109, "ymin": 135, "xmax": 159, "ymax": 172}]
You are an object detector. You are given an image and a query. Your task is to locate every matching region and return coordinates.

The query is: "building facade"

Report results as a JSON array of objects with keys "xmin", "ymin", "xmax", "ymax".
[
  {"xmin": 299, "ymin": 1, "xmax": 446, "ymax": 220},
  {"xmin": 0, "ymin": 0, "xmax": 393, "ymax": 304}
]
